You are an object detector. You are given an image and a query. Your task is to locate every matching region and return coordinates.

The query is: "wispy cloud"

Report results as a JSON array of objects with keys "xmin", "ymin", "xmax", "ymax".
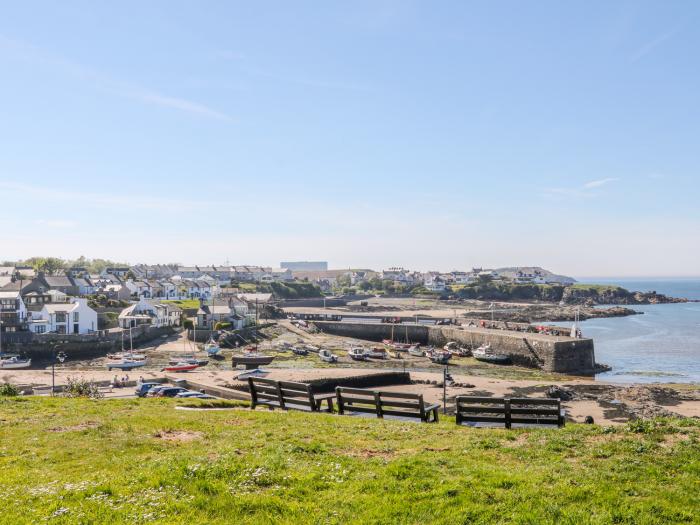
[
  {"xmin": 545, "ymin": 178, "xmax": 620, "ymax": 198},
  {"xmin": 583, "ymin": 177, "xmax": 619, "ymax": 189},
  {"xmin": 0, "ymin": 35, "xmax": 232, "ymax": 121},
  {"xmin": 631, "ymin": 26, "xmax": 682, "ymax": 63}
]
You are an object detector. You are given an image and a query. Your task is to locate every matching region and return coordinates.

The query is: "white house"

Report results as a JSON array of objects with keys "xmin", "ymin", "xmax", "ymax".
[
  {"xmin": 424, "ymin": 274, "xmax": 447, "ymax": 292},
  {"xmin": 118, "ymin": 299, "xmax": 181, "ymax": 329},
  {"xmin": 28, "ymin": 298, "xmax": 98, "ymax": 335},
  {"xmin": 0, "ymin": 291, "xmax": 27, "ymax": 332}
]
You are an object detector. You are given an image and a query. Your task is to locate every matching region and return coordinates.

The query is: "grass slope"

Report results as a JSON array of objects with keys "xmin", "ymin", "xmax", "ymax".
[{"xmin": 0, "ymin": 398, "xmax": 698, "ymax": 524}]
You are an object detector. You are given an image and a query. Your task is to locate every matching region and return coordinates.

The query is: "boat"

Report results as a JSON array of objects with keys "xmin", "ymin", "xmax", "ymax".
[
  {"xmin": 291, "ymin": 346, "xmax": 309, "ymax": 356},
  {"xmin": 366, "ymin": 347, "xmax": 388, "ymax": 359},
  {"xmin": 168, "ymin": 357, "xmax": 208, "ymax": 366},
  {"xmin": 408, "ymin": 345, "xmax": 424, "ymax": 357},
  {"xmin": 235, "ymin": 368, "xmax": 270, "ymax": 380},
  {"xmin": 429, "ymin": 350, "xmax": 452, "ymax": 365},
  {"xmin": 0, "ymin": 356, "xmax": 32, "ymax": 369},
  {"xmin": 472, "ymin": 344, "xmax": 511, "ymax": 365},
  {"xmin": 348, "ymin": 347, "xmax": 368, "ymax": 361},
  {"xmin": 107, "ymin": 359, "xmax": 147, "ymax": 371},
  {"xmin": 232, "ymin": 352, "xmax": 275, "ymax": 370},
  {"xmin": 161, "ymin": 363, "xmax": 199, "ymax": 372},
  {"xmin": 204, "ymin": 337, "xmax": 221, "ymax": 356},
  {"xmin": 318, "ymin": 349, "xmax": 338, "ymax": 363},
  {"xmin": 107, "ymin": 352, "xmax": 146, "ymax": 361}
]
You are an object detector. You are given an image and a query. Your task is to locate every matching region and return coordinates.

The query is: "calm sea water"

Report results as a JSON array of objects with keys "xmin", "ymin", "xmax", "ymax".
[{"xmin": 556, "ymin": 278, "xmax": 700, "ymax": 384}]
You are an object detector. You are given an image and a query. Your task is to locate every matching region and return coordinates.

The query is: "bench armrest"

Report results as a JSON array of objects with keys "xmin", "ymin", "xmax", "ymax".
[{"xmin": 424, "ymin": 403, "xmax": 441, "ymax": 412}]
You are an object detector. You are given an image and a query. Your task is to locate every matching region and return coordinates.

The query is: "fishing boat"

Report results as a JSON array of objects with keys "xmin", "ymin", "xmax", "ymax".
[
  {"xmin": 348, "ymin": 347, "xmax": 368, "ymax": 361},
  {"xmin": 0, "ymin": 355, "xmax": 32, "ymax": 369},
  {"xmin": 161, "ymin": 362, "xmax": 199, "ymax": 372},
  {"xmin": 472, "ymin": 344, "xmax": 511, "ymax": 365},
  {"xmin": 319, "ymin": 349, "xmax": 338, "ymax": 363},
  {"xmin": 291, "ymin": 346, "xmax": 309, "ymax": 356},
  {"xmin": 235, "ymin": 368, "xmax": 270, "ymax": 380},
  {"xmin": 408, "ymin": 344, "xmax": 424, "ymax": 357},
  {"xmin": 366, "ymin": 347, "xmax": 388, "ymax": 359},
  {"xmin": 107, "ymin": 359, "xmax": 147, "ymax": 371}
]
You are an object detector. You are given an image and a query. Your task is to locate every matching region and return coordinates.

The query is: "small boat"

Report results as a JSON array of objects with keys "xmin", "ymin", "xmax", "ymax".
[
  {"xmin": 472, "ymin": 344, "xmax": 511, "ymax": 365},
  {"xmin": 366, "ymin": 347, "xmax": 388, "ymax": 359},
  {"xmin": 168, "ymin": 357, "xmax": 208, "ymax": 366},
  {"xmin": 0, "ymin": 356, "xmax": 32, "ymax": 369},
  {"xmin": 348, "ymin": 347, "xmax": 368, "ymax": 361},
  {"xmin": 304, "ymin": 345, "xmax": 320, "ymax": 352},
  {"xmin": 408, "ymin": 345, "xmax": 424, "ymax": 357},
  {"xmin": 232, "ymin": 351, "xmax": 275, "ymax": 370},
  {"xmin": 107, "ymin": 352, "xmax": 146, "ymax": 361},
  {"xmin": 291, "ymin": 346, "xmax": 309, "ymax": 356},
  {"xmin": 235, "ymin": 368, "xmax": 270, "ymax": 380},
  {"xmin": 204, "ymin": 337, "xmax": 221, "ymax": 356},
  {"xmin": 429, "ymin": 351, "xmax": 452, "ymax": 365},
  {"xmin": 161, "ymin": 363, "xmax": 199, "ymax": 372},
  {"xmin": 107, "ymin": 359, "xmax": 147, "ymax": 371},
  {"xmin": 319, "ymin": 349, "xmax": 338, "ymax": 363}
]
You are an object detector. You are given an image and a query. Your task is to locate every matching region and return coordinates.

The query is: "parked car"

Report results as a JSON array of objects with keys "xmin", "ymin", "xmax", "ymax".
[
  {"xmin": 154, "ymin": 387, "xmax": 189, "ymax": 398},
  {"xmin": 175, "ymin": 392, "xmax": 216, "ymax": 399},
  {"xmin": 145, "ymin": 385, "xmax": 169, "ymax": 398},
  {"xmin": 134, "ymin": 382, "xmax": 160, "ymax": 398}
]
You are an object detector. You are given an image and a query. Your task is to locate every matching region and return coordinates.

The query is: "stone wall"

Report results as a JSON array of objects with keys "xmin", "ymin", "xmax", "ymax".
[{"xmin": 313, "ymin": 321, "xmax": 596, "ymax": 375}]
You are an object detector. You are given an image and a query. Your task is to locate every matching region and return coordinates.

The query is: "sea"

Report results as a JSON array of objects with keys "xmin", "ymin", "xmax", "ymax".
[{"xmin": 555, "ymin": 278, "xmax": 700, "ymax": 384}]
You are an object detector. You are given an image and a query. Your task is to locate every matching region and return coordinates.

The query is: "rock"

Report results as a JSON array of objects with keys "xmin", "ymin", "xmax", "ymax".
[{"xmin": 545, "ymin": 385, "xmax": 575, "ymax": 401}]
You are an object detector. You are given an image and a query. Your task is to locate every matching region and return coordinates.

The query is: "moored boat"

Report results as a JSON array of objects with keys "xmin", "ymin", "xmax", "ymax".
[
  {"xmin": 161, "ymin": 362, "xmax": 199, "ymax": 372},
  {"xmin": 204, "ymin": 337, "xmax": 220, "ymax": 356},
  {"xmin": 319, "ymin": 349, "xmax": 338, "ymax": 363},
  {"xmin": 168, "ymin": 356, "xmax": 208, "ymax": 366},
  {"xmin": 232, "ymin": 351, "xmax": 275, "ymax": 369},
  {"xmin": 407, "ymin": 344, "xmax": 424, "ymax": 357},
  {"xmin": 366, "ymin": 347, "xmax": 388, "ymax": 359},
  {"xmin": 291, "ymin": 346, "xmax": 309, "ymax": 356},
  {"xmin": 472, "ymin": 344, "xmax": 511, "ymax": 365},
  {"xmin": 0, "ymin": 356, "xmax": 32, "ymax": 369},
  {"xmin": 429, "ymin": 350, "xmax": 452, "ymax": 365},
  {"xmin": 348, "ymin": 347, "xmax": 368, "ymax": 361},
  {"xmin": 107, "ymin": 359, "xmax": 147, "ymax": 371}
]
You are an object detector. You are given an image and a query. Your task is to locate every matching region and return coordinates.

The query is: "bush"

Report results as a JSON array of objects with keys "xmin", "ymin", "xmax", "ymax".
[
  {"xmin": 214, "ymin": 322, "xmax": 232, "ymax": 330},
  {"xmin": 62, "ymin": 377, "xmax": 104, "ymax": 399},
  {"xmin": 0, "ymin": 383, "xmax": 20, "ymax": 396},
  {"xmin": 183, "ymin": 319, "xmax": 194, "ymax": 330}
]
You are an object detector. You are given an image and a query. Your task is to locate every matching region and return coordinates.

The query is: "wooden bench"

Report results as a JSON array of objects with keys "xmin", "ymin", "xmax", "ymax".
[
  {"xmin": 455, "ymin": 396, "xmax": 565, "ymax": 428},
  {"xmin": 248, "ymin": 377, "xmax": 335, "ymax": 412},
  {"xmin": 335, "ymin": 387, "xmax": 440, "ymax": 423}
]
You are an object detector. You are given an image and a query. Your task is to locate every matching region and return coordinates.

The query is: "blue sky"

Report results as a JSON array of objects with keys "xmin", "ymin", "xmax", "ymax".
[{"xmin": 1, "ymin": 1, "xmax": 698, "ymax": 276}]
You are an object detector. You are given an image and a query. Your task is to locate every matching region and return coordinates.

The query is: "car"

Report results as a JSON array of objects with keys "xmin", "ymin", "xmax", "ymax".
[
  {"xmin": 145, "ymin": 385, "xmax": 169, "ymax": 398},
  {"xmin": 175, "ymin": 392, "xmax": 217, "ymax": 399},
  {"xmin": 154, "ymin": 387, "xmax": 189, "ymax": 398},
  {"xmin": 134, "ymin": 382, "xmax": 160, "ymax": 398}
]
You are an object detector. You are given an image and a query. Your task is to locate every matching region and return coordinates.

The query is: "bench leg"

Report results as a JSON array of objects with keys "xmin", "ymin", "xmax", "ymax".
[{"xmin": 432, "ymin": 408, "xmax": 439, "ymax": 423}]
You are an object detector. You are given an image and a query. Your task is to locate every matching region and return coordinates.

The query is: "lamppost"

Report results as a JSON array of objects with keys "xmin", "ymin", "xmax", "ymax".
[
  {"xmin": 50, "ymin": 343, "xmax": 67, "ymax": 396},
  {"xmin": 442, "ymin": 364, "xmax": 453, "ymax": 415}
]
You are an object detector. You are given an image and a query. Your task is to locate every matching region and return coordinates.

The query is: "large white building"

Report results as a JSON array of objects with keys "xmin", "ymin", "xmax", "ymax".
[{"xmin": 28, "ymin": 298, "xmax": 98, "ymax": 335}]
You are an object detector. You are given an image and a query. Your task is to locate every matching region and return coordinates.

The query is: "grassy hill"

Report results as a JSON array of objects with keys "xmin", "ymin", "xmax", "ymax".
[{"xmin": 0, "ymin": 397, "xmax": 697, "ymax": 524}]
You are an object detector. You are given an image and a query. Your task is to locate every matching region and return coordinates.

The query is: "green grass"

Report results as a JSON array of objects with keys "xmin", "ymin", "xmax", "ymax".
[
  {"xmin": 1, "ymin": 398, "xmax": 698, "ymax": 524},
  {"xmin": 569, "ymin": 284, "xmax": 626, "ymax": 292},
  {"xmin": 162, "ymin": 299, "xmax": 201, "ymax": 310}
]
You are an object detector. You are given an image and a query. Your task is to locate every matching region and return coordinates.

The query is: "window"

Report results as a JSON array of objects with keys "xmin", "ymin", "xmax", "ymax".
[
  {"xmin": 55, "ymin": 312, "xmax": 66, "ymax": 323},
  {"xmin": 36, "ymin": 325, "xmax": 46, "ymax": 334},
  {"xmin": 74, "ymin": 312, "xmax": 79, "ymax": 322}
]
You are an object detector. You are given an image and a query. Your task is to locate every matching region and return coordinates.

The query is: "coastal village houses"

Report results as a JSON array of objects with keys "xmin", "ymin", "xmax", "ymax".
[
  {"xmin": 118, "ymin": 299, "xmax": 182, "ymax": 329},
  {"xmin": 27, "ymin": 298, "xmax": 98, "ymax": 335},
  {"xmin": 0, "ymin": 291, "xmax": 27, "ymax": 332}
]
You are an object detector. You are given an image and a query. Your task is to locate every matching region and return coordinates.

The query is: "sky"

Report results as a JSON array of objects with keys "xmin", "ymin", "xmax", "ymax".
[{"xmin": 1, "ymin": 1, "xmax": 699, "ymax": 277}]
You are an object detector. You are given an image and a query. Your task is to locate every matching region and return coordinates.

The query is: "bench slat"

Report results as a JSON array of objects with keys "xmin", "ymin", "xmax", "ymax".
[
  {"xmin": 457, "ymin": 415, "xmax": 507, "ymax": 423},
  {"xmin": 455, "ymin": 397, "xmax": 505, "ymax": 405},
  {"xmin": 379, "ymin": 400, "xmax": 422, "ymax": 410},
  {"xmin": 509, "ymin": 398, "xmax": 561, "ymax": 406},
  {"xmin": 510, "ymin": 407, "xmax": 560, "ymax": 416},
  {"xmin": 457, "ymin": 406, "xmax": 508, "ymax": 414}
]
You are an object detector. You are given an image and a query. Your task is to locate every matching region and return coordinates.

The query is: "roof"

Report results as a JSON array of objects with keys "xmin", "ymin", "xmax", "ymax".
[
  {"xmin": 43, "ymin": 303, "xmax": 77, "ymax": 312},
  {"xmin": 43, "ymin": 276, "xmax": 74, "ymax": 288},
  {"xmin": 197, "ymin": 305, "xmax": 231, "ymax": 315},
  {"xmin": 237, "ymin": 293, "xmax": 273, "ymax": 303},
  {"xmin": 0, "ymin": 291, "xmax": 20, "ymax": 300}
]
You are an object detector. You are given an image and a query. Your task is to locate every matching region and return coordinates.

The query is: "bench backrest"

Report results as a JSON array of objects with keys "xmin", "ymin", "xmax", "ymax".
[
  {"xmin": 248, "ymin": 377, "xmax": 317, "ymax": 410},
  {"xmin": 455, "ymin": 396, "xmax": 563, "ymax": 428},
  {"xmin": 336, "ymin": 387, "xmax": 426, "ymax": 420}
]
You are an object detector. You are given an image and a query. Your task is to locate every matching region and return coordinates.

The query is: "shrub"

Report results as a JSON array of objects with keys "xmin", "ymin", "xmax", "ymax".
[
  {"xmin": 183, "ymin": 319, "xmax": 194, "ymax": 330},
  {"xmin": 0, "ymin": 383, "xmax": 20, "ymax": 396},
  {"xmin": 214, "ymin": 322, "xmax": 232, "ymax": 330},
  {"xmin": 62, "ymin": 377, "xmax": 104, "ymax": 399}
]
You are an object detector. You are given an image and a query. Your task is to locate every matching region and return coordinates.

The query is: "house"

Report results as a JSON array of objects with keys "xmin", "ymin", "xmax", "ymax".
[
  {"xmin": 118, "ymin": 299, "xmax": 181, "ymax": 329},
  {"xmin": 28, "ymin": 298, "xmax": 97, "ymax": 335},
  {"xmin": 101, "ymin": 267, "xmax": 130, "ymax": 279},
  {"xmin": 261, "ymin": 268, "xmax": 293, "ymax": 282},
  {"xmin": 41, "ymin": 275, "xmax": 79, "ymax": 296},
  {"xmin": 177, "ymin": 266, "xmax": 202, "ymax": 279},
  {"xmin": 380, "ymin": 267, "xmax": 414, "ymax": 284},
  {"xmin": 424, "ymin": 274, "xmax": 447, "ymax": 292},
  {"xmin": 0, "ymin": 291, "xmax": 27, "ymax": 332},
  {"xmin": 72, "ymin": 277, "xmax": 96, "ymax": 295},
  {"xmin": 196, "ymin": 303, "xmax": 232, "ymax": 329}
]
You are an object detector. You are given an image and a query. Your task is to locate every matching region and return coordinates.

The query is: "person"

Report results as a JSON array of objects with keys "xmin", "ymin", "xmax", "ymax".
[{"xmin": 112, "ymin": 375, "xmax": 118, "ymax": 388}]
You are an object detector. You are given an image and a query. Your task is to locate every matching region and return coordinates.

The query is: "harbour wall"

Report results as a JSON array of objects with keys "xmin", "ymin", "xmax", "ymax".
[
  {"xmin": 313, "ymin": 321, "xmax": 596, "ymax": 375},
  {"xmin": 1, "ymin": 326, "xmax": 180, "ymax": 363}
]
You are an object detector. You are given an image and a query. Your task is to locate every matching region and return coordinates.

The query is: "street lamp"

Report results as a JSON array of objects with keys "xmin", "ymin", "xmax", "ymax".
[{"xmin": 51, "ymin": 343, "xmax": 67, "ymax": 396}]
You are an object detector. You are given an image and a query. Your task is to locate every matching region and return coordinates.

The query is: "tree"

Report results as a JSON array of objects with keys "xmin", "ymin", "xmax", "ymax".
[{"xmin": 25, "ymin": 257, "xmax": 66, "ymax": 275}]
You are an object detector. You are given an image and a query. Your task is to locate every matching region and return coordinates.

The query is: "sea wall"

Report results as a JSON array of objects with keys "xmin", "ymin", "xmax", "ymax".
[
  {"xmin": 313, "ymin": 321, "xmax": 596, "ymax": 375},
  {"xmin": 1, "ymin": 326, "xmax": 180, "ymax": 363}
]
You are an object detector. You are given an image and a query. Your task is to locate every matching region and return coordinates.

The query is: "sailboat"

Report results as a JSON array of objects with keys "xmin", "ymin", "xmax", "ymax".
[{"xmin": 204, "ymin": 336, "xmax": 220, "ymax": 356}]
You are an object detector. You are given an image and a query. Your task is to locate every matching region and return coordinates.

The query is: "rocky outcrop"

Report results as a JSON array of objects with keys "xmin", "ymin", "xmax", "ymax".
[{"xmin": 561, "ymin": 286, "xmax": 687, "ymax": 306}]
